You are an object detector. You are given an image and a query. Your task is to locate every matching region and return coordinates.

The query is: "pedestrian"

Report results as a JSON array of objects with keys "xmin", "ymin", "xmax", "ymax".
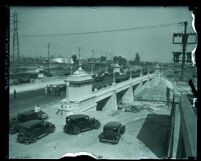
[
  {"xmin": 47, "ymin": 85, "xmax": 50, "ymax": 95},
  {"xmin": 56, "ymin": 104, "xmax": 63, "ymax": 116},
  {"xmin": 45, "ymin": 85, "xmax": 48, "ymax": 95},
  {"xmin": 58, "ymin": 88, "xmax": 60, "ymax": 96},
  {"xmin": 34, "ymin": 104, "xmax": 41, "ymax": 112},
  {"xmin": 54, "ymin": 87, "xmax": 57, "ymax": 96},
  {"xmin": 14, "ymin": 89, "xmax": 16, "ymax": 98},
  {"xmin": 166, "ymin": 87, "xmax": 170, "ymax": 106},
  {"xmin": 57, "ymin": 86, "xmax": 60, "ymax": 96}
]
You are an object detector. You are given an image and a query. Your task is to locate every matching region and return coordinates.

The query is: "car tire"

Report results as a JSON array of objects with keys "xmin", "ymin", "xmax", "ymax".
[
  {"xmin": 121, "ymin": 125, "xmax": 125, "ymax": 134},
  {"xmin": 73, "ymin": 127, "xmax": 80, "ymax": 135},
  {"xmin": 98, "ymin": 134, "xmax": 103, "ymax": 142},
  {"xmin": 93, "ymin": 122, "xmax": 101, "ymax": 129},
  {"xmin": 30, "ymin": 136, "xmax": 37, "ymax": 143},
  {"xmin": 50, "ymin": 126, "xmax": 56, "ymax": 133}
]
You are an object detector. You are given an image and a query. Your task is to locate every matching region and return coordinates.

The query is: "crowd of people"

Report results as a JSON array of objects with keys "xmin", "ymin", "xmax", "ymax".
[{"xmin": 44, "ymin": 84, "xmax": 61, "ymax": 96}]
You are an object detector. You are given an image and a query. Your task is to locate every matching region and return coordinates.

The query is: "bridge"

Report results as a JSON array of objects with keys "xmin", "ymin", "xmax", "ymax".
[
  {"xmin": 62, "ymin": 65, "xmax": 197, "ymax": 159},
  {"xmin": 64, "ymin": 65, "xmax": 157, "ymax": 113}
]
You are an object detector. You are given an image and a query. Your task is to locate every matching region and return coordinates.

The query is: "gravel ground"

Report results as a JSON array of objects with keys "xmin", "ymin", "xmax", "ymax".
[{"xmin": 9, "ymin": 100, "xmax": 170, "ymax": 159}]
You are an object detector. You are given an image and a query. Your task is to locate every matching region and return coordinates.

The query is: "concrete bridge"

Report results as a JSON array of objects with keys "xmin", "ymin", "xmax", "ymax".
[
  {"xmin": 64, "ymin": 67, "xmax": 157, "ymax": 113},
  {"xmin": 93, "ymin": 74, "xmax": 155, "ymax": 111}
]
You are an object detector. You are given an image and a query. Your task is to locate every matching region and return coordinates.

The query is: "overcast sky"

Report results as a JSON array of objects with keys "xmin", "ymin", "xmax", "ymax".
[{"xmin": 10, "ymin": 7, "xmax": 196, "ymax": 62}]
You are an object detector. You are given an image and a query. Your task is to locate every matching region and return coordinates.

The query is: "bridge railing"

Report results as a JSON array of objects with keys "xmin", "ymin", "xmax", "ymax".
[
  {"xmin": 93, "ymin": 73, "xmax": 154, "ymax": 94},
  {"xmin": 168, "ymin": 91, "xmax": 197, "ymax": 159}
]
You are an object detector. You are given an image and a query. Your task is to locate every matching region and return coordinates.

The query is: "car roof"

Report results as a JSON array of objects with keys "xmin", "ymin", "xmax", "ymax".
[
  {"xmin": 19, "ymin": 120, "xmax": 43, "ymax": 128},
  {"xmin": 18, "ymin": 110, "xmax": 35, "ymax": 116},
  {"xmin": 104, "ymin": 121, "xmax": 121, "ymax": 129},
  {"xmin": 66, "ymin": 114, "xmax": 89, "ymax": 120}
]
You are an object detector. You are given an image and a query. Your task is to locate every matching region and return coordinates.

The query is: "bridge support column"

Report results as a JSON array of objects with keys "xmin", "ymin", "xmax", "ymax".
[
  {"xmin": 112, "ymin": 89, "xmax": 118, "ymax": 110},
  {"xmin": 102, "ymin": 89, "xmax": 118, "ymax": 111},
  {"xmin": 144, "ymin": 77, "xmax": 151, "ymax": 88},
  {"xmin": 134, "ymin": 81, "xmax": 143, "ymax": 96},
  {"xmin": 122, "ymin": 84, "xmax": 134, "ymax": 104}
]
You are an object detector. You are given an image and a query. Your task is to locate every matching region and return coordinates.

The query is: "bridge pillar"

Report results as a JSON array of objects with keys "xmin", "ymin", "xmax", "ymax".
[
  {"xmin": 102, "ymin": 86, "xmax": 118, "ymax": 112},
  {"xmin": 143, "ymin": 79, "xmax": 151, "ymax": 89},
  {"xmin": 122, "ymin": 84, "xmax": 134, "ymax": 104}
]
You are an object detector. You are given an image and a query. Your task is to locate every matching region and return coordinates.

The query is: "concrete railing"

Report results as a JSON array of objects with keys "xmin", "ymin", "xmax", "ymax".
[
  {"xmin": 168, "ymin": 92, "xmax": 197, "ymax": 159},
  {"xmin": 93, "ymin": 74, "xmax": 154, "ymax": 101}
]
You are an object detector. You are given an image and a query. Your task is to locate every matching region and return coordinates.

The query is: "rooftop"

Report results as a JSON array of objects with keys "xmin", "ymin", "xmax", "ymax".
[
  {"xmin": 18, "ymin": 120, "xmax": 43, "ymax": 128},
  {"xmin": 104, "ymin": 121, "xmax": 121, "ymax": 129},
  {"xmin": 66, "ymin": 114, "xmax": 89, "ymax": 120}
]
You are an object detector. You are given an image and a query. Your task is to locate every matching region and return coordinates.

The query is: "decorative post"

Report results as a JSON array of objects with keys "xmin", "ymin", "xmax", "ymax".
[
  {"xmin": 91, "ymin": 65, "xmax": 94, "ymax": 75},
  {"xmin": 70, "ymin": 66, "xmax": 73, "ymax": 75},
  {"xmin": 129, "ymin": 68, "xmax": 132, "ymax": 79},
  {"xmin": 113, "ymin": 70, "xmax": 116, "ymax": 85},
  {"xmin": 140, "ymin": 67, "xmax": 143, "ymax": 77},
  {"xmin": 66, "ymin": 81, "xmax": 70, "ymax": 108}
]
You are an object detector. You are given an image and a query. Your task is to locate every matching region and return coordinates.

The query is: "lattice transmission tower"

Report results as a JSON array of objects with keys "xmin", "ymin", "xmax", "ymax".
[{"xmin": 11, "ymin": 11, "xmax": 20, "ymax": 71}]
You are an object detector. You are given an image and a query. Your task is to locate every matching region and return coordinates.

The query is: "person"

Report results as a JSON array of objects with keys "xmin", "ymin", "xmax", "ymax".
[
  {"xmin": 14, "ymin": 89, "xmax": 16, "ymax": 98},
  {"xmin": 166, "ymin": 87, "xmax": 170, "ymax": 107},
  {"xmin": 57, "ymin": 86, "xmax": 60, "ymax": 96},
  {"xmin": 34, "ymin": 104, "xmax": 41, "ymax": 112},
  {"xmin": 56, "ymin": 103, "xmax": 63, "ymax": 116},
  {"xmin": 45, "ymin": 85, "xmax": 48, "ymax": 95},
  {"xmin": 47, "ymin": 85, "xmax": 50, "ymax": 95}
]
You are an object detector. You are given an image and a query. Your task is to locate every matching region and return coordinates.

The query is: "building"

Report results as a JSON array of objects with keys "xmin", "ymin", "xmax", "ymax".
[{"xmin": 50, "ymin": 57, "xmax": 68, "ymax": 64}]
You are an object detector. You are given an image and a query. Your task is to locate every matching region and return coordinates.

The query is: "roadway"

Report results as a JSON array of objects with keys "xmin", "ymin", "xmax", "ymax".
[{"xmin": 9, "ymin": 88, "xmax": 66, "ymax": 116}]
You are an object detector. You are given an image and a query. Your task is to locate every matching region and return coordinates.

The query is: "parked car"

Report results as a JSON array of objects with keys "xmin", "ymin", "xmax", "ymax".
[
  {"xmin": 64, "ymin": 114, "xmax": 101, "ymax": 135},
  {"xmin": 9, "ymin": 109, "xmax": 48, "ymax": 134},
  {"xmin": 98, "ymin": 121, "xmax": 125, "ymax": 144},
  {"xmin": 17, "ymin": 120, "xmax": 55, "ymax": 144}
]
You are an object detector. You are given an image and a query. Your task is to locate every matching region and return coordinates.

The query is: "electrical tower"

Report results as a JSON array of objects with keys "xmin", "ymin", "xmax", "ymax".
[
  {"xmin": 172, "ymin": 21, "xmax": 197, "ymax": 81},
  {"xmin": 12, "ymin": 11, "xmax": 21, "ymax": 71}
]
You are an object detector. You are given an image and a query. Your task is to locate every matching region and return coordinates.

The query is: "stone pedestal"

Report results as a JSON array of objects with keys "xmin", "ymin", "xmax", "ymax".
[{"xmin": 64, "ymin": 66, "xmax": 97, "ymax": 113}]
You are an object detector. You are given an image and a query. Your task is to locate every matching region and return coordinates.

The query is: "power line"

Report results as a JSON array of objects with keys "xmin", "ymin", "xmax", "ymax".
[{"xmin": 20, "ymin": 21, "xmax": 185, "ymax": 38}]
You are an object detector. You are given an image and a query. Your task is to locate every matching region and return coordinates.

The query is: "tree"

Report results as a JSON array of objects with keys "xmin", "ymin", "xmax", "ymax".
[
  {"xmin": 113, "ymin": 56, "xmax": 118, "ymax": 64},
  {"xmin": 71, "ymin": 55, "xmax": 78, "ymax": 65},
  {"xmin": 134, "ymin": 53, "xmax": 140, "ymax": 64},
  {"xmin": 100, "ymin": 56, "xmax": 107, "ymax": 62}
]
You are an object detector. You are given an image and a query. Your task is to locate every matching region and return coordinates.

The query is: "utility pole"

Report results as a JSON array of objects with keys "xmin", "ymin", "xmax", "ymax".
[
  {"xmin": 12, "ymin": 11, "xmax": 20, "ymax": 72},
  {"xmin": 48, "ymin": 43, "xmax": 50, "ymax": 73},
  {"xmin": 181, "ymin": 21, "xmax": 187, "ymax": 80},
  {"xmin": 78, "ymin": 47, "xmax": 80, "ymax": 59},
  {"xmin": 172, "ymin": 21, "xmax": 197, "ymax": 81}
]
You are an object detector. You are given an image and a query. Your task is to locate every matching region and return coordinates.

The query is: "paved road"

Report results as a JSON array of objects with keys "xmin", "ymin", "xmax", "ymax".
[{"xmin": 9, "ymin": 88, "xmax": 66, "ymax": 116}]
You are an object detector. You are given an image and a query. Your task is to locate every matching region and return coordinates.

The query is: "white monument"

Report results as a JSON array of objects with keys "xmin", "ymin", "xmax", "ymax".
[
  {"xmin": 65, "ymin": 66, "xmax": 97, "ymax": 113},
  {"xmin": 113, "ymin": 63, "xmax": 120, "ymax": 74}
]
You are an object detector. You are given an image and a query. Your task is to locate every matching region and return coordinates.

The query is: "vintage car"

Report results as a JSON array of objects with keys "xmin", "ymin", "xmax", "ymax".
[
  {"xmin": 17, "ymin": 120, "xmax": 55, "ymax": 144},
  {"xmin": 9, "ymin": 109, "xmax": 48, "ymax": 134},
  {"xmin": 98, "ymin": 121, "xmax": 125, "ymax": 144},
  {"xmin": 63, "ymin": 114, "xmax": 101, "ymax": 135}
]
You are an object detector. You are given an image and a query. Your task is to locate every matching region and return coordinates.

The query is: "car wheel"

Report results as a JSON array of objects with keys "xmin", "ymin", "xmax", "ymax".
[
  {"xmin": 30, "ymin": 136, "xmax": 37, "ymax": 143},
  {"xmin": 50, "ymin": 126, "xmax": 56, "ymax": 133},
  {"xmin": 73, "ymin": 127, "xmax": 80, "ymax": 135},
  {"xmin": 121, "ymin": 125, "xmax": 125, "ymax": 134},
  {"xmin": 98, "ymin": 134, "xmax": 103, "ymax": 142},
  {"xmin": 93, "ymin": 122, "xmax": 100, "ymax": 129},
  {"xmin": 25, "ymin": 140, "xmax": 30, "ymax": 144}
]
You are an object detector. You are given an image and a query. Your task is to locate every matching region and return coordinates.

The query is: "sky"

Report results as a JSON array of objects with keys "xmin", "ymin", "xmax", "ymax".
[{"xmin": 10, "ymin": 7, "xmax": 197, "ymax": 62}]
